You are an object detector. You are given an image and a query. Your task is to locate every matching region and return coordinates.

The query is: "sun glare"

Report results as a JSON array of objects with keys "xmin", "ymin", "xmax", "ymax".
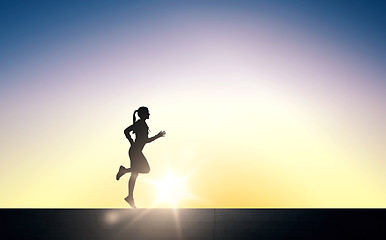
[{"xmin": 151, "ymin": 171, "xmax": 190, "ymax": 207}]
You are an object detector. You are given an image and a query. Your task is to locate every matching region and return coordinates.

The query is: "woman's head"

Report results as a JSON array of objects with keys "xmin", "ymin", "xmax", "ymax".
[
  {"xmin": 133, "ymin": 106, "xmax": 150, "ymax": 124},
  {"xmin": 137, "ymin": 106, "xmax": 150, "ymax": 119}
]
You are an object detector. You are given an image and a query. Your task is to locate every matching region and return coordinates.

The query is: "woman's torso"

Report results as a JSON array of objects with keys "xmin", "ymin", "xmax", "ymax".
[{"xmin": 131, "ymin": 120, "xmax": 148, "ymax": 149}]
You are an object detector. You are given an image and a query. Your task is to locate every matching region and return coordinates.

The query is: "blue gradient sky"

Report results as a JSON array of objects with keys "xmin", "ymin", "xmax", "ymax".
[
  {"xmin": 1, "ymin": 1, "xmax": 385, "ymax": 71},
  {"xmin": 1, "ymin": 1, "xmax": 385, "ymax": 207}
]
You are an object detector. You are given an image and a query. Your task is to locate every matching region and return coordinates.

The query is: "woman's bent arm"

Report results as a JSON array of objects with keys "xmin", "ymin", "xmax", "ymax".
[
  {"xmin": 124, "ymin": 125, "xmax": 134, "ymax": 145},
  {"xmin": 147, "ymin": 130, "xmax": 166, "ymax": 143}
]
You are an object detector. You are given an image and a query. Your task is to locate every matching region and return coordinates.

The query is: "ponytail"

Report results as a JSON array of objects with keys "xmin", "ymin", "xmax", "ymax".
[{"xmin": 133, "ymin": 110, "xmax": 138, "ymax": 125}]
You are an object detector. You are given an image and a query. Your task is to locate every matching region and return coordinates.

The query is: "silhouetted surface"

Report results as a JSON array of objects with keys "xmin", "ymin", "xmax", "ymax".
[{"xmin": 1, "ymin": 209, "xmax": 385, "ymax": 239}]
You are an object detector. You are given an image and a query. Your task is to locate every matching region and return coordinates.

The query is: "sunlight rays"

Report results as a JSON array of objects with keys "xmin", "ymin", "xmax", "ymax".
[{"xmin": 149, "ymin": 170, "xmax": 192, "ymax": 208}]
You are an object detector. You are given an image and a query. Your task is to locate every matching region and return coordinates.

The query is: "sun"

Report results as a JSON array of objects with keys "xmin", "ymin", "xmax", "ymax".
[{"xmin": 150, "ymin": 171, "xmax": 191, "ymax": 207}]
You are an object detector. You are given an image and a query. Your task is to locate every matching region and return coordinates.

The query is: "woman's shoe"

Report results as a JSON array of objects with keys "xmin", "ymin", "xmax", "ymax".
[{"xmin": 116, "ymin": 166, "xmax": 126, "ymax": 180}]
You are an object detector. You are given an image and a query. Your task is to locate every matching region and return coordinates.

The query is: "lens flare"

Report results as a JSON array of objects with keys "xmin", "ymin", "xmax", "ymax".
[{"xmin": 150, "ymin": 171, "xmax": 190, "ymax": 207}]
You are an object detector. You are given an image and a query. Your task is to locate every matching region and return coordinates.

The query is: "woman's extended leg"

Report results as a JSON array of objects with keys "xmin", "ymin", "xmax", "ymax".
[
  {"xmin": 128, "ymin": 172, "xmax": 138, "ymax": 198},
  {"xmin": 125, "ymin": 172, "xmax": 138, "ymax": 208}
]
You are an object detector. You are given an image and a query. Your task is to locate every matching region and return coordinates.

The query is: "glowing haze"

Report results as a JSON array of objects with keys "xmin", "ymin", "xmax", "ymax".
[{"xmin": 0, "ymin": 1, "xmax": 385, "ymax": 208}]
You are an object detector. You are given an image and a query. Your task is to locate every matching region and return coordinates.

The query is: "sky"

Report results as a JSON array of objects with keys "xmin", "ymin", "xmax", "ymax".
[{"xmin": 0, "ymin": 0, "xmax": 385, "ymax": 208}]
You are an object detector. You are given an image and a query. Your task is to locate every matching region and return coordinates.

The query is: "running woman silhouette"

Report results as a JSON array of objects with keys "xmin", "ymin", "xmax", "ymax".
[{"xmin": 116, "ymin": 106, "xmax": 166, "ymax": 208}]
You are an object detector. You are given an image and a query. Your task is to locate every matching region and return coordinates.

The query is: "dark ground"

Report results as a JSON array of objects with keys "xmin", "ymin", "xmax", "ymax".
[{"xmin": 1, "ymin": 209, "xmax": 385, "ymax": 239}]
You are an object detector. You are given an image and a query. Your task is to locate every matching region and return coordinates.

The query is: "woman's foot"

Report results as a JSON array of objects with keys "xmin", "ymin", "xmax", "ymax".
[
  {"xmin": 116, "ymin": 166, "xmax": 126, "ymax": 180},
  {"xmin": 124, "ymin": 196, "xmax": 137, "ymax": 209}
]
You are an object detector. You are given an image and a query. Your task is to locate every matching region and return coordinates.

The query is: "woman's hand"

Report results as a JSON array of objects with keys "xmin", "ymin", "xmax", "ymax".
[
  {"xmin": 128, "ymin": 137, "xmax": 134, "ymax": 145},
  {"xmin": 157, "ymin": 130, "xmax": 166, "ymax": 138}
]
